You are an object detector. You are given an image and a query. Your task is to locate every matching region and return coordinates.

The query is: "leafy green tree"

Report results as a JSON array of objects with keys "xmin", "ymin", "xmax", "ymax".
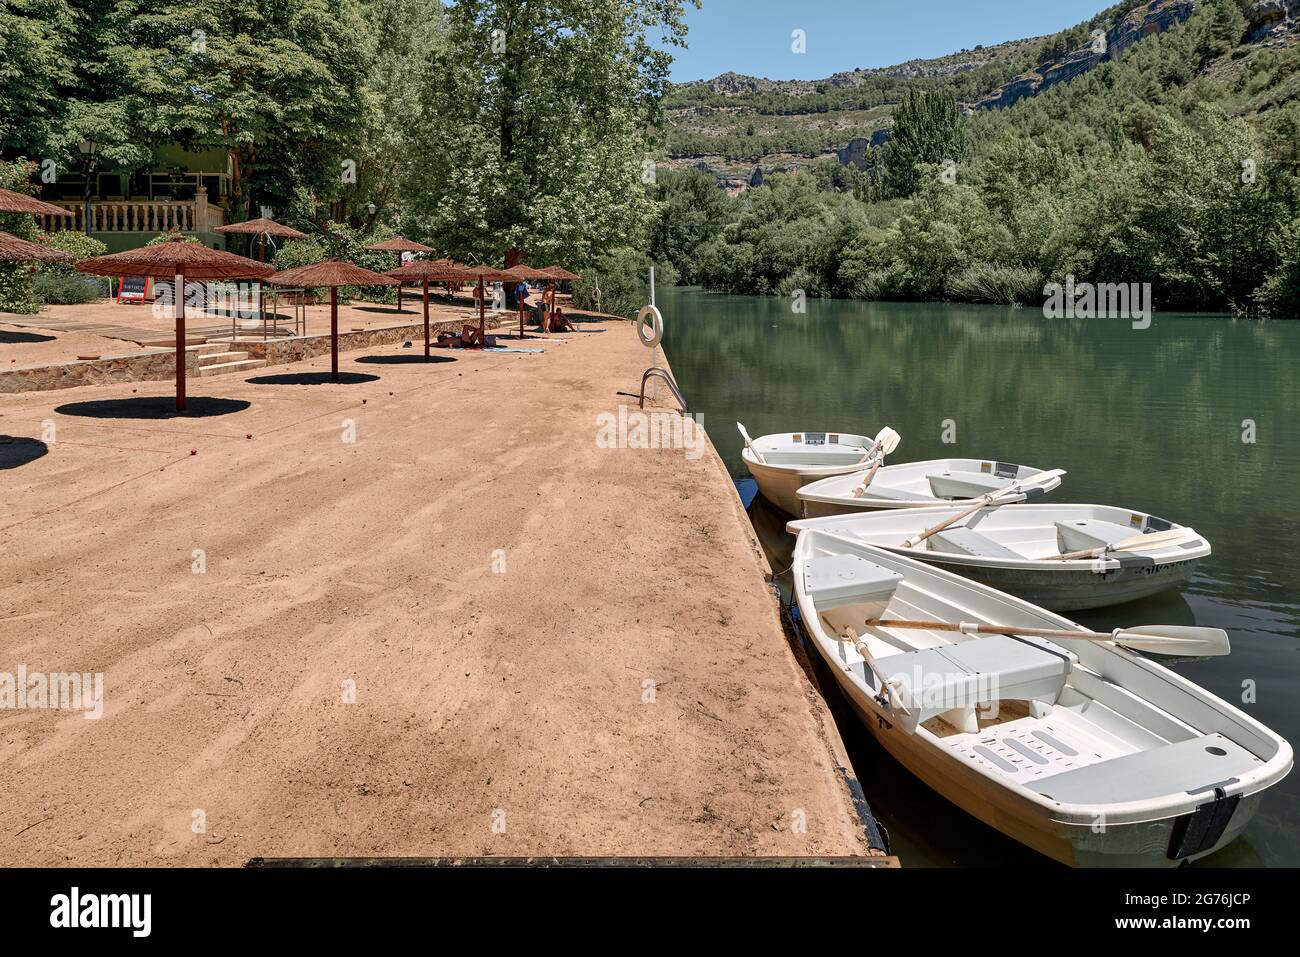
[
  {"xmin": 103, "ymin": 0, "xmax": 372, "ymax": 221},
  {"xmin": 880, "ymin": 89, "xmax": 966, "ymax": 199},
  {"xmin": 0, "ymin": 0, "xmax": 74, "ymax": 154},
  {"xmin": 401, "ymin": 0, "xmax": 696, "ymax": 268},
  {"xmin": 649, "ymin": 168, "xmax": 735, "ymax": 284}
]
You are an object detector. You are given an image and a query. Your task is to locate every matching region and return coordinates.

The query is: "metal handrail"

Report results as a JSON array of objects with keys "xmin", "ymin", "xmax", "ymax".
[{"xmin": 639, "ymin": 367, "xmax": 687, "ymax": 412}]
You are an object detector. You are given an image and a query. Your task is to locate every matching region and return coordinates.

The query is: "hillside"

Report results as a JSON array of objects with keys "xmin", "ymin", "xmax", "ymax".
[
  {"xmin": 659, "ymin": 0, "xmax": 1299, "ymax": 189},
  {"xmin": 634, "ymin": 0, "xmax": 1300, "ymax": 318}
]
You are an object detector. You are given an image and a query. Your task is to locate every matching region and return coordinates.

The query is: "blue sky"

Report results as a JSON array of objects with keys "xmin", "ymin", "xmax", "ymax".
[{"xmin": 664, "ymin": 0, "xmax": 1111, "ymax": 81}]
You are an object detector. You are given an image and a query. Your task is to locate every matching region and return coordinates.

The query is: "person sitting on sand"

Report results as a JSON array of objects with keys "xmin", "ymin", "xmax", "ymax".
[{"xmin": 548, "ymin": 305, "xmax": 575, "ymax": 333}]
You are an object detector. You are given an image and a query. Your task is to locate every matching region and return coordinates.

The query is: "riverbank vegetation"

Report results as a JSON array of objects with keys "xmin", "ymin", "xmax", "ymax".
[
  {"xmin": 648, "ymin": 0, "xmax": 1300, "ymax": 317},
  {"xmin": 1, "ymin": 0, "xmax": 692, "ymax": 311}
]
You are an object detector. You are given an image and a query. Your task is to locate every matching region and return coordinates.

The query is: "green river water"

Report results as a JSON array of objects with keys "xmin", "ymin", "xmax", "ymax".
[{"xmin": 658, "ymin": 286, "xmax": 1300, "ymax": 867}]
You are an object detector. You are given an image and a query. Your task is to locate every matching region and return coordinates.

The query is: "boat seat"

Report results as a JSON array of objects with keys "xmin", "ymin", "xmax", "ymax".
[
  {"xmin": 875, "ymin": 634, "xmax": 1074, "ymax": 729},
  {"xmin": 761, "ymin": 450, "xmax": 867, "ymax": 466},
  {"xmin": 1025, "ymin": 733, "xmax": 1263, "ymax": 805},
  {"xmin": 927, "ymin": 470, "xmax": 1010, "ymax": 500},
  {"xmin": 1055, "ymin": 519, "xmax": 1135, "ymax": 554},
  {"xmin": 928, "ymin": 526, "xmax": 1022, "ymax": 560},
  {"xmin": 858, "ymin": 484, "xmax": 917, "ymax": 501}
]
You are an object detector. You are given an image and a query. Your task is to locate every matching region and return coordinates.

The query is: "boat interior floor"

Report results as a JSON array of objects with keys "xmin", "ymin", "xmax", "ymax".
[{"xmin": 850, "ymin": 593, "xmax": 1262, "ymax": 804}]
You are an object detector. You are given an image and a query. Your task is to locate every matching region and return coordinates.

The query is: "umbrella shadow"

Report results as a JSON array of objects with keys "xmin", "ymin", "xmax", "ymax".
[
  {"xmin": 54, "ymin": 397, "xmax": 251, "ymax": 420},
  {"xmin": 1, "ymin": 330, "xmax": 57, "ymax": 344},
  {"xmin": 354, "ymin": 305, "xmax": 416, "ymax": 315},
  {"xmin": 354, "ymin": 354, "xmax": 456, "ymax": 365},
  {"xmin": 0, "ymin": 436, "xmax": 50, "ymax": 469},
  {"xmin": 246, "ymin": 371, "xmax": 379, "ymax": 385}
]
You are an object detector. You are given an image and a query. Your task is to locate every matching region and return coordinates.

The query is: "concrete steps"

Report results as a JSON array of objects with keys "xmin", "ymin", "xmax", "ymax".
[{"xmin": 195, "ymin": 349, "xmax": 267, "ymax": 377}]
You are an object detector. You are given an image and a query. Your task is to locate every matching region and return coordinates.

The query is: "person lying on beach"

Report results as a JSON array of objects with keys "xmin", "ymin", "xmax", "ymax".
[{"xmin": 434, "ymin": 325, "xmax": 487, "ymax": 348}]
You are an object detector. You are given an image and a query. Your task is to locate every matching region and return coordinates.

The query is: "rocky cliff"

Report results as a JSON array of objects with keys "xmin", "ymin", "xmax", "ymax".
[{"xmin": 975, "ymin": 0, "xmax": 1196, "ymax": 110}]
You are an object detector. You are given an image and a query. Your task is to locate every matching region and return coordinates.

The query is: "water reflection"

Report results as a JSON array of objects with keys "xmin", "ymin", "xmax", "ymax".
[{"xmin": 661, "ymin": 287, "xmax": 1300, "ymax": 867}]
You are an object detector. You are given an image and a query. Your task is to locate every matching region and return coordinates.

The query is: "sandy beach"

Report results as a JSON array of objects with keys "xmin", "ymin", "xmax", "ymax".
[{"xmin": 0, "ymin": 318, "xmax": 868, "ymax": 864}]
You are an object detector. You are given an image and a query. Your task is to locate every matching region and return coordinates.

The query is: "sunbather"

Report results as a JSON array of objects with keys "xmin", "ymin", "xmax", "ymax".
[{"xmin": 545, "ymin": 306, "xmax": 575, "ymax": 333}]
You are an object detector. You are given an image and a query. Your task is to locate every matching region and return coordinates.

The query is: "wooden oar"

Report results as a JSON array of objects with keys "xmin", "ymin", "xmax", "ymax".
[
  {"xmin": 825, "ymin": 618, "xmax": 910, "ymax": 714},
  {"xmin": 1050, "ymin": 527, "xmax": 1200, "ymax": 562},
  {"xmin": 865, "ymin": 617, "xmax": 1230, "ymax": 657},
  {"xmin": 901, "ymin": 469, "xmax": 1067, "ymax": 548},
  {"xmin": 850, "ymin": 427, "xmax": 902, "ymax": 498},
  {"xmin": 736, "ymin": 422, "xmax": 765, "ymax": 465},
  {"xmin": 855, "ymin": 425, "xmax": 901, "ymax": 465}
]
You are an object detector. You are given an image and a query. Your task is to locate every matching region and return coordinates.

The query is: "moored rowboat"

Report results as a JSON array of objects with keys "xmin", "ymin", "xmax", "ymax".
[
  {"xmin": 790, "ymin": 503, "xmax": 1210, "ymax": 611},
  {"xmin": 791, "ymin": 530, "xmax": 1292, "ymax": 866},
  {"xmin": 797, "ymin": 457, "xmax": 1064, "ymax": 518},
  {"xmin": 738, "ymin": 424, "xmax": 893, "ymax": 516}
]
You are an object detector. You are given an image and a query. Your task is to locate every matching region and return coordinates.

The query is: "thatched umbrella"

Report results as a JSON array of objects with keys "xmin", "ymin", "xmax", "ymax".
[
  {"xmin": 266, "ymin": 260, "xmax": 397, "ymax": 381},
  {"xmin": 0, "ymin": 230, "xmax": 77, "ymax": 263},
  {"xmin": 212, "ymin": 218, "xmax": 309, "ymax": 323},
  {"xmin": 366, "ymin": 237, "xmax": 435, "ymax": 312},
  {"xmin": 500, "ymin": 264, "xmax": 552, "ymax": 338},
  {"xmin": 540, "ymin": 265, "xmax": 583, "ymax": 282},
  {"xmin": 0, "ymin": 187, "xmax": 75, "ymax": 220},
  {"xmin": 459, "ymin": 265, "xmax": 515, "ymax": 346},
  {"xmin": 385, "ymin": 258, "xmax": 474, "ymax": 359},
  {"xmin": 212, "ymin": 217, "xmax": 308, "ymax": 263},
  {"xmin": 77, "ymin": 237, "xmax": 273, "ymax": 411}
]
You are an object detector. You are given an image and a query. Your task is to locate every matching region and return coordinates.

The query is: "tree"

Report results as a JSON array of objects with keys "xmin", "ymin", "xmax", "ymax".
[
  {"xmin": 0, "ymin": 0, "xmax": 74, "ymax": 155},
  {"xmin": 649, "ymin": 168, "xmax": 734, "ymax": 284},
  {"xmin": 881, "ymin": 88, "xmax": 966, "ymax": 199},
  {"xmin": 401, "ymin": 0, "xmax": 696, "ymax": 267},
  {"xmin": 104, "ymin": 1, "xmax": 372, "ymax": 221}
]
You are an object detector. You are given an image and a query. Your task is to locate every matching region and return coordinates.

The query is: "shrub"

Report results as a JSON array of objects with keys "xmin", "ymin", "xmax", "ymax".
[
  {"xmin": 945, "ymin": 263, "xmax": 1044, "ymax": 305},
  {"xmin": 145, "ymin": 232, "xmax": 201, "ymax": 246},
  {"xmin": 36, "ymin": 231, "xmax": 107, "ymax": 277},
  {"xmin": 33, "ymin": 271, "xmax": 107, "ymax": 305},
  {"xmin": 572, "ymin": 248, "xmax": 677, "ymax": 319}
]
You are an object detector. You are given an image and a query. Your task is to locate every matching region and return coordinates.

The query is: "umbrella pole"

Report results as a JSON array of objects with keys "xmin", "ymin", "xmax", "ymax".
[
  {"xmin": 478, "ymin": 278, "xmax": 486, "ymax": 345},
  {"xmin": 330, "ymin": 286, "xmax": 339, "ymax": 382},
  {"xmin": 258, "ymin": 233, "xmax": 266, "ymax": 325},
  {"xmin": 423, "ymin": 278, "xmax": 430, "ymax": 360},
  {"xmin": 175, "ymin": 271, "xmax": 187, "ymax": 412},
  {"xmin": 396, "ymin": 255, "xmax": 403, "ymax": 312}
]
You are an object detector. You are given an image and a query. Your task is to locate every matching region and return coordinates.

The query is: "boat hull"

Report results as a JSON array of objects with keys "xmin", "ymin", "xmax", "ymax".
[
  {"xmin": 746, "ymin": 459, "xmax": 864, "ymax": 517},
  {"xmin": 816, "ymin": 639, "xmax": 1261, "ymax": 866},
  {"xmin": 799, "ymin": 495, "xmax": 901, "ymax": 519},
  {"xmin": 894, "ymin": 553, "xmax": 1204, "ymax": 612}
]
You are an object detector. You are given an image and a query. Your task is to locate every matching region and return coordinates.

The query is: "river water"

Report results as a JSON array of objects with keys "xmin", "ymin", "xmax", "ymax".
[{"xmin": 659, "ymin": 286, "xmax": 1300, "ymax": 867}]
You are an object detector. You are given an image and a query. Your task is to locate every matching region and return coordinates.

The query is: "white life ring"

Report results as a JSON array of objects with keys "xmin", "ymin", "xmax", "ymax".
[{"xmin": 636, "ymin": 304, "xmax": 663, "ymax": 348}]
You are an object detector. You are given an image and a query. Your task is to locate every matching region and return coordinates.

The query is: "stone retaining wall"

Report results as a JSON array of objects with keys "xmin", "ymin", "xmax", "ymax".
[
  {"xmin": 0, "ymin": 317, "xmax": 506, "ymax": 394},
  {"xmin": 0, "ymin": 346, "xmax": 211, "ymax": 394},
  {"xmin": 230, "ymin": 316, "xmax": 502, "ymax": 364}
]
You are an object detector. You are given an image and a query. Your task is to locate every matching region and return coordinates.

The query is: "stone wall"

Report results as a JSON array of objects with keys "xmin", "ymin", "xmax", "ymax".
[
  {"xmin": 0, "ymin": 345, "xmax": 210, "ymax": 394},
  {"xmin": 231, "ymin": 316, "xmax": 504, "ymax": 364},
  {"xmin": 0, "ymin": 317, "xmax": 506, "ymax": 394}
]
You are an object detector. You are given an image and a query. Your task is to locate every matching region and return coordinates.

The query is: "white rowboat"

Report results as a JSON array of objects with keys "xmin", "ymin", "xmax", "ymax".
[
  {"xmin": 790, "ymin": 503, "xmax": 1210, "ymax": 612},
  {"xmin": 792, "ymin": 530, "xmax": 1292, "ymax": 866},
  {"xmin": 797, "ymin": 457, "xmax": 1064, "ymax": 518},
  {"xmin": 739, "ymin": 427, "xmax": 888, "ymax": 516}
]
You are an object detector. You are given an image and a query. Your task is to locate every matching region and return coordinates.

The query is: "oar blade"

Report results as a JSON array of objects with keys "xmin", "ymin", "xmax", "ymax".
[
  {"xmin": 736, "ymin": 422, "xmax": 765, "ymax": 464},
  {"xmin": 874, "ymin": 426, "xmax": 901, "ymax": 456},
  {"xmin": 1114, "ymin": 626, "xmax": 1231, "ymax": 658}
]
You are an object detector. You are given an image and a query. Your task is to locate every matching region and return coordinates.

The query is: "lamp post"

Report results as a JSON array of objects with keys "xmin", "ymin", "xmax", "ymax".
[
  {"xmin": 78, "ymin": 138, "xmax": 98, "ymax": 235},
  {"xmin": 77, "ymin": 138, "xmax": 97, "ymax": 235}
]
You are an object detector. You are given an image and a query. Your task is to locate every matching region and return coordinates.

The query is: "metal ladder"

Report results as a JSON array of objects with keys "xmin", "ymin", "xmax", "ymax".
[{"xmin": 639, "ymin": 367, "xmax": 688, "ymax": 412}]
